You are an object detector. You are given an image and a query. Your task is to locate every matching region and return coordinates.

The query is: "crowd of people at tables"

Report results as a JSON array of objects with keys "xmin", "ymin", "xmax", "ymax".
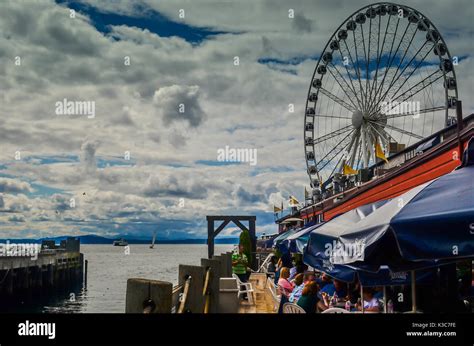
[{"xmin": 267, "ymin": 254, "xmax": 382, "ymax": 313}]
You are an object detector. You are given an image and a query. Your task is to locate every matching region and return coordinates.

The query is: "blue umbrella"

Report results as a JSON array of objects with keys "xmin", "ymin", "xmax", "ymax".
[
  {"xmin": 281, "ymin": 223, "xmax": 325, "ymax": 254},
  {"xmin": 272, "ymin": 229, "xmax": 299, "ymax": 246},
  {"xmin": 304, "ymin": 253, "xmax": 436, "ymax": 287},
  {"xmin": 305, "ymin": 165, "xmax": 474, "ymax": 269}
]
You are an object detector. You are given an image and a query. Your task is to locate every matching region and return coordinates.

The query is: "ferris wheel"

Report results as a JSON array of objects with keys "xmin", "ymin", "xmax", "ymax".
[{"xmin": 304, "ymin": 2, "xmax": 459, "ymax": 189}]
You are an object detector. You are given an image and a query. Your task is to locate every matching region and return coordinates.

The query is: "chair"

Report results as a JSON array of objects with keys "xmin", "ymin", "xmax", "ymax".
[
  {"xmin": 283, "ymin": 302, "xmax": 306, "ymax": 313},
  {"xmin": 266, "ymin": 278, "xmax": 281, "ymax": 312},
  {"xmin": 232, "ymin": 274, "xmax": 255, "ymax": 305},
  {"xmin": 322, "ymin": 307, "xmax": 351, "ymax": 314}
]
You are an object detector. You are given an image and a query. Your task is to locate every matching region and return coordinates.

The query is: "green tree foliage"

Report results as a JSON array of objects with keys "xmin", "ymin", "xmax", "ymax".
[{"xmin": 239, "ymin": 229, "xmax": 252, "ymax": 267}]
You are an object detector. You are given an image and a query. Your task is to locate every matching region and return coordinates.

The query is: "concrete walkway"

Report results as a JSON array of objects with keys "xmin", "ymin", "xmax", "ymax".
[{"xmin": 238, "ymin": 273, "xmax": 276, "ymax": 313}]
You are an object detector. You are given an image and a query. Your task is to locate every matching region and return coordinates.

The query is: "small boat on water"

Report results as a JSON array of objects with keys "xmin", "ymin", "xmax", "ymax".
[
  {"xmin": 113, "ymin": 238, "xmax": 128, "ymax": 246},
  {"xmin": 150, "ymin": 231, "xmax": 156, "ymax": 249}
]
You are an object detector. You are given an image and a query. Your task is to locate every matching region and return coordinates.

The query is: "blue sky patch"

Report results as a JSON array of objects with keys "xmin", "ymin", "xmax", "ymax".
[
  {"xmin": 195, "ymin": 160, "xmax": 241, "ymax": 166},
  {"xmin": 56, "ymin": 0, "xmax": 229, "ymax": 44}
]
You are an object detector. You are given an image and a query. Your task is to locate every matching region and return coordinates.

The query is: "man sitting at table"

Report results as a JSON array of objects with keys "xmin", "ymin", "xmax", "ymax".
[
  {"xmin": 317, "ymin": 279, "xmax": 348, "ymax": 311},
  {"xmin": 319, "ymin": 279, "xmax": 347, "ymax": 298},
  {"xmin": 315, "ymin": 272, "xmax": 332, "ymax": 289},
  {"xmin": 356, "ymin": 287, "xmax": 381, "ymax": 312}
]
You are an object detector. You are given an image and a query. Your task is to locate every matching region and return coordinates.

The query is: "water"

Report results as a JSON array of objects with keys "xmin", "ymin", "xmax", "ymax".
[{"xmin": 37, "ymin": 244, "xmax": 234, "ymax": 313}]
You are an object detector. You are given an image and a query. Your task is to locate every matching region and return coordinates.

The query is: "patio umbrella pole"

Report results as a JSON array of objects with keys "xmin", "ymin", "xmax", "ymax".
[
  {"xmin": 360, "ymin": 284, "xmax": 364, "ymax": 313},
  {"xmin": 383, "ymin": 286, "xmax": 387, "ymax": 313},
  {"xmin": 411, "ymin": 271, "xmax": 417, "ymax": 313}
]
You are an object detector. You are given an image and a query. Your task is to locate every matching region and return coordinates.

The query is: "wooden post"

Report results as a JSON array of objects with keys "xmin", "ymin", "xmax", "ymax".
[
  {"xmin": 411, "ymin": 271, "xmax": 417, "ymax": 313},
  {"xmin": 24, "ymin": 266, "xmax": 29, "ymax": 289},
  {"xmin": 225, "ymin": 252, "xmax": 233, "ymax": 277},
  {"xmin": 6, "ymin": 267, "xmax": 14, "ymax": 295},
  {"xmin": 37, "ymin": 266, "xmax": 43, "ymax": 289},
  {"xmin": 178, "ymin": 264, "xmax": 206, "ymax": 313},
  {"xmin": 219, "ymin": 253, "xmax": 230, "ymax": 277},
  {"xmin": 201, "ymin": 258, "xmax": 221, "ymax": 313},
  {"xmin": 47, "ymin": 264, "xmax": 54, "ymax": 287},
  {"xmin": 249, "ymin": 218, "xmax": 257, "ymax": 271},
  {"xmin": 125, "ymin": 278, "xmax": 173, "ymax": 313},
  {"xmin": 213, "ymin": 255, "xmax": 228, "ymax": 279},
  {"xmin": 84, "ymin": 259, "xmax": 88, "ymax": 287},
  {"xmin": 207, "ymin": 219, "xmax": 215, "ymax": 259}
]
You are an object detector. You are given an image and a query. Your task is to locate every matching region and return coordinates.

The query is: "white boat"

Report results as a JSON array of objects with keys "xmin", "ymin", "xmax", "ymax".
[
  {"xmin": 150, "ymin": 231, "xmax": 156, "ymax": 249},
  {"xmin": 113, "ymin": 238, "xmax": 128, "ymax": 246}
]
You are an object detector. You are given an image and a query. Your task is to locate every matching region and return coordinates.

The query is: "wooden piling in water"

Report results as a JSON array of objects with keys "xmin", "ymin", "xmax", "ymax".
[
  {"xmin": 6, "ymin": 267, "xmax": 13, "ymax": 295},
  {"xmin": 84, "ymin": 259, "xmax": 88, "ymax": 287},
  {"xmin": 47, "ymin": 264, "xmax": 54, "ymax": 287}
]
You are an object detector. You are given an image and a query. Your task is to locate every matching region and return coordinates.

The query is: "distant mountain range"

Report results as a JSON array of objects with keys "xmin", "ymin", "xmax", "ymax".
[{"xmin": 0, "ymin": 234, "xmax": 239, "ymax": 245}]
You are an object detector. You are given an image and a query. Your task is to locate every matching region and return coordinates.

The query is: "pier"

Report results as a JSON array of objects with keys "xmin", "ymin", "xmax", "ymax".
[
  {"xmin": 125, "ymin": 251, "xmax": 276, "ymax": 314},
  {"xmin": 0, "ymin": 237, "xmax": 85, "ymax": 302}
]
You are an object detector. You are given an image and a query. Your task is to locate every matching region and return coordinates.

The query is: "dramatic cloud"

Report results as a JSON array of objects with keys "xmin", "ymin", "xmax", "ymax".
[
  {"xmin": 0, "ymin": 178, "xmax": 33, "ymax": 194},
  {"xmin": 81, "ymin": 140, "xmax": 100, "ymax": 174},
  {"xmin": 0, "ymin": 0, "xmax": 471, "ymax": 239},
  {"xmin": 154, "ymin": 85, "xmax": 206, "ymax": 128}
]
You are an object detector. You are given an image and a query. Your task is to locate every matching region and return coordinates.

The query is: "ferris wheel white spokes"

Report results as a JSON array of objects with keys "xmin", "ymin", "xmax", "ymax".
[{"xmin": 304, "ymin": 2, "xmax": 458, "ymax": 190}]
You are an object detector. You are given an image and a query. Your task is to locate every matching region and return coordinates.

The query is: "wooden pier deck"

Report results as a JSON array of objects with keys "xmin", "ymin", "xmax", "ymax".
[
  {"xmin": 0, "ymin": 238, "xmax": 84, "ymax": 300},
  {"xmin": 239, "ymin": 273, "xmax": 276, "ymax": 313}
]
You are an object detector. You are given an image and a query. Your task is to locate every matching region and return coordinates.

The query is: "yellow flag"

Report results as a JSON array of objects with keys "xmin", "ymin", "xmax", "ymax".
[
  {"xmin": 375, "ymin": 142, "xmax": 388, "ymax": 163},
  {"xmin": 273, "ymin": 204, "xmax": 282, "ymax": 213},
  {"xmin": 289, "ymin": 196, "xmax": 299, "ymax": 206},
  {"xmin": 343, "ymin": 164, "xmax": 358, "ymax": 175}
]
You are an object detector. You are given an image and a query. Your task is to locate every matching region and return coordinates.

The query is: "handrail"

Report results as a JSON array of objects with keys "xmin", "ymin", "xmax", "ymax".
[
  {"xmin": 252, "ymin": 253, "xmax": 273, "ymax": 273},
  {"xmin": 202, "ymin": 268, "xmax": 211, "ymax": 296},
  {"xmin": 177, "ymin": 275, "xmax": 192, "ymax": 313},
  {"xmin": 202, "ymin": 267, "xmax": 211, "ymax": 313},
  {"xmin": 173, "ymin": 283, "xmax": 184, "ymax": 294},
  {"xmin": 170, "ymin": 285, "xmax": 183, "ymax": 313}
]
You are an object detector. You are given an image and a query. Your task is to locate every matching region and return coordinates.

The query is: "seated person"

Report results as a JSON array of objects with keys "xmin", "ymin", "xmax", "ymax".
[
  {"xmin": 347, "ymin": 281, "xmax": 361, "ymax": 304},
  {"xmin": 317, "ymin": 279, "xmax": 348, "ymax": 311},
  {"xmin": 280, "ymin": 252, "xmax": 293, "ymax": 268},
  {"xmin": 315, "ymin": 272, "xmax": 332, "ymax": 290},
  {"xmin": 319, "ymin": 279, "xmax": 347, "ymax": 299},
  {"xmin": 303, "ymin": 272, "xmax": 315, "ymax": 285},
  {"xmin": 356, "ymin": 287, "xmax": 381, "ymax": 312},
  {"xmin": 374, "ymin": 286, "xmax": 384, "ymax": 300},
  {"xmin": 277, "ymin": 267, "xmax": 294, "ymax": 298},
  {"xmin": 289, "ymin": 273, "xmax": 305, "ymax": 303},
  {"xmin": 266, "ymin": 256, "xmax": 277, "ymax": 281},
  {"xmin": 273, "ymin": 258, "xmax": 283, "ymax": 285},
  {"xmin": 277, "ymin": 267, "xmax": 294, "ymax": 313},
  {"xmin": 297, "ymin": 281, "xmax": 320, "ymax": 313},
  {"xmin": 290, "ymin": 261, "xmax": 308, "ymax": 281}
]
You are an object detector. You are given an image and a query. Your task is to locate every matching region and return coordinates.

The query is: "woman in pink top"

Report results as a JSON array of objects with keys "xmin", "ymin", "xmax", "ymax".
[{"xmin": 277, "ymin": 267, "xmax": 294, "ymax": 298}]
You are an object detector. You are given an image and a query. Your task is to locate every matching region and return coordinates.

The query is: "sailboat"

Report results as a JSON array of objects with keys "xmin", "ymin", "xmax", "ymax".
[{"xmin": 150, "ymin": 231, "xmax": 156, "ymax": 249}]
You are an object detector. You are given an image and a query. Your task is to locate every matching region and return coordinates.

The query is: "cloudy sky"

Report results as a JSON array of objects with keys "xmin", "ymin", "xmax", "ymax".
[{"xmin": 0, "ymin": 0, "xmax": 472, "ymax": 240}]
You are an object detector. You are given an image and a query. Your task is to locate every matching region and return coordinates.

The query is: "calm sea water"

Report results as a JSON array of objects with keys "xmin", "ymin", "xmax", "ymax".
[{"xmin": 40, "ymin": 244, "xmax": 235, "ymax": 313}]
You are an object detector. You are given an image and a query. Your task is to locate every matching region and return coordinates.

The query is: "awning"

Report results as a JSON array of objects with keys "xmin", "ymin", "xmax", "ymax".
[
  {"xmin": 304, "ymin": 256, "xmax": 437, "ymax": 286},
  {"xmin": 282, "ymin": 222, "xmax": 325, "ymax": 254},
  {"xmin": 414, "ymin": 136, "xmax": 440, "ymax": 153},
  {"xmin": 280, "ymin": 217, "xmax": 303, "ymax": 224},
  {"xmin": 305, "ymin": 163, "xmax": 474, "ymax": 271},
  {"xmin": 272, "ymin": 229, "xmax": 299, "ymax": 246}
]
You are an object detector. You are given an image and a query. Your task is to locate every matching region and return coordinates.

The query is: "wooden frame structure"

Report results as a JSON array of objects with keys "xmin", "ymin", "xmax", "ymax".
[{"xmin": 207, "ymin": 215, "xmax": 257, "ymax": 270}]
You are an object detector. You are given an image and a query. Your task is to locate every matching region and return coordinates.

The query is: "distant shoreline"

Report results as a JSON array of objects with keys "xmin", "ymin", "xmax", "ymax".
[{"xmin": 0, "ymin": 235, "xmax": 239, "ymax": 245}]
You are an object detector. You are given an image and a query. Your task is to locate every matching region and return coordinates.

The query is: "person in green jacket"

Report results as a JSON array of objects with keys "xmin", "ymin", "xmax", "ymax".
[{"xmin": 232, "ymin": 244, "xmax": 249, "ymax": 282}]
